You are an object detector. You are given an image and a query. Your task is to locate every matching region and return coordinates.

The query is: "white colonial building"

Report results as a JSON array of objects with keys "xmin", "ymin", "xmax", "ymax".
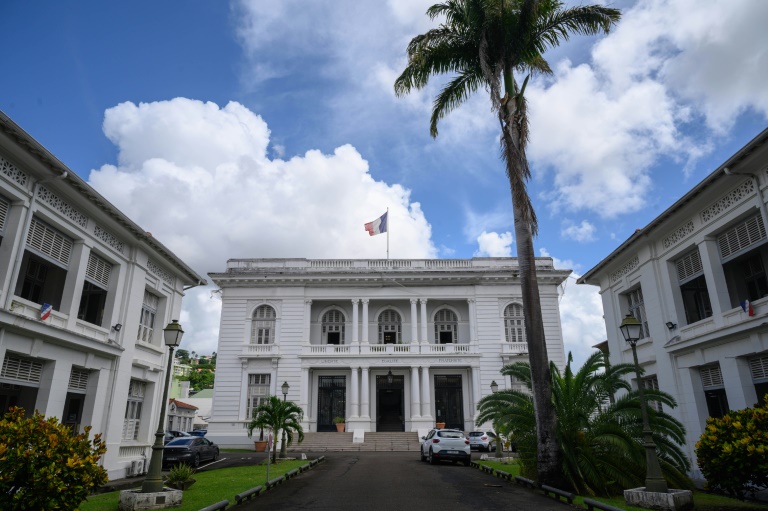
[
  {"xmin": 206, "ymin": 257, "xmax": 568, "ymax": 447},
  {"xmin": 578, "ymin": 128, "xmax": 768, "ymax": 478},
  {"xmin": 0, "ymin": 111, "xmax": 206, "ymax": 479}
]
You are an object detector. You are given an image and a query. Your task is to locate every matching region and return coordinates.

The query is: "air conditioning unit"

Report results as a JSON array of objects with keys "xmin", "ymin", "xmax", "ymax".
[{"xmin": 128, "ymin": 459, "xmax": 145, "ymax": 477}]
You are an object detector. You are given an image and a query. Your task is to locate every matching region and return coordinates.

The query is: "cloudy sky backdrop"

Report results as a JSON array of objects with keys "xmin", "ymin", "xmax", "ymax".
[{"xmin": 1, "ymin": 0, "xmax": 767, "ymax": 366}]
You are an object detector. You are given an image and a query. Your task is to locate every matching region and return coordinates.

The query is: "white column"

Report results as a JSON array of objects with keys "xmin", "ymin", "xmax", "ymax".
[
  {"xmin": 361, "ymin": 366, "xmax": 370, "ymax": 418},
  {"xmin": 471, "ymin": 365, "xmax": 482, "ymax": 420},
  {"xmin": 304, "ymin": 300, "xmax": 313, "ymax": 343},
  {"xmin": 410, "ymin": 366, "xmax": 421, "ymax": 418},
  {"xmin": 421, "ymin": 366, "xmax": 432, "ymax": 418},
  {"xmin": 34, "ymin": 359, "xmax": 72, "ymax": 418},
  {"xmin": 300, "ymin": 367, "xmax": 310, "ymax": 418},
  {"xmin": 350, "ymin": 366, "xmax": 360, "ymax": 418},
  {"xmin": 361, "ymin": 299, "xmax": 370, "ymax": 344},
  {"xmin": 410, "ymin": 298, "xmax": 419, "ymax": 343},
  {"xmin": 351, "ymin": 299, "xmax": 359, "ymax": 345},
  {"xmin": 467, "ymin": 298, "xmax": 477, "ymax": 342},
  {"xmin": 420, "ymin": 298, "xmax": 429, "ymax": 343}
]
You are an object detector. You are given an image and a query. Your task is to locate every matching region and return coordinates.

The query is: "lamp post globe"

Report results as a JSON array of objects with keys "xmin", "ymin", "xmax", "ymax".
[
  {"xmin": 619, "ymin": 314, "xmax": 668, "ymax": 494},
  {"xmin": 141, "ymin": 320, "xmax": 184, "ymax": 494}
]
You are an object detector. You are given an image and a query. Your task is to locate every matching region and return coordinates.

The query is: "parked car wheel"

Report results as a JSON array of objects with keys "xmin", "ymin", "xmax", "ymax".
[
  {"xmin": 212, "ymin": 448, "xmax": 219, "ymax": 461},
  {"xmin": 429, "ymin": 449, "xmax": 436, "ymax": 465},
  {"xmin": 192, "ymin": 454, "xmax": 200, "ymax": 468},
  {"xmin": 463, "ymin": 459, "xmax": 471, "ymax": 467},
  {"xmin": 420, "ymin": 449, "xmax": 426, "ymax": 462}
]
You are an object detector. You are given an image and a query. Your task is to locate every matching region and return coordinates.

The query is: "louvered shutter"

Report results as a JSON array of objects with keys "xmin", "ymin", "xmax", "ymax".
[
  {"xmin": 26, "ymin": 218, "xmax": 72, "ymax": 267},
  {"xmin": 718, "ymin": 214, "xmax": 768, "ymax": 261},
  {"xmin": 69, "ymin": 368, "xmax": 89, "ymax": 391},
  {"xmin": 85, "ymin": 252, "xmax": 112, "ymax": 288},
  {"xmin": 750, "ymin": 356, "xmax": 768, "ymax": 382},
  {"xmin": 1, "ymin": 355, "xmax": 43, "ymax": 384},
  {"xmin": 676, "ymin": 250, "xmax": 704, "ymax": 283},
  {"xmin": 700, "ymin": 365, "xmax": 724, "ymax": 389},
  {"xmin": 0, "ymin": 197, "xmax": 8, "ymax": 233}
]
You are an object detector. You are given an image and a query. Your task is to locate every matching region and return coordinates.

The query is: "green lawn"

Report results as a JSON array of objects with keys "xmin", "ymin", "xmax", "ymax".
[
  {"xmin": 475, "ymin": 461, "xmax": 766, "ymax": 511},
  {"xmin": 78, "ymin": 460, "xmax": 307, "ymax": 511}
]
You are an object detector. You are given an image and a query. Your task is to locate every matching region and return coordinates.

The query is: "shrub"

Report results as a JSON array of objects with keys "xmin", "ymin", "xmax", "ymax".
[
  {"xmin": 166, "ymin": 463, "xmax": 196, "ymax": 484},
  {"xmin": 0, "ymin": 407, "xmax": 108, "ymax": 510},
  {"xmin": 695, "ymin": 395, "xmax": 768, "ymax": 499}
]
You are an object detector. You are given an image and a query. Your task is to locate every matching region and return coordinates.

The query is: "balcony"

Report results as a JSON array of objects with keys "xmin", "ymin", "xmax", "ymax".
[
  {"xmin": 239, "ymin": 343, "xmax": 281, "ymax": 358},
  {"xmin": 300, "ymin": 342, "xmax": 480, "ymax": 357},
  {"xmin": 500, "ymin": 342, "xmax": 529, "ymax": 357}
]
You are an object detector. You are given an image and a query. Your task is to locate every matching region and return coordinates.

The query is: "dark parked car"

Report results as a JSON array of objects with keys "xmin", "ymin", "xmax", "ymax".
[
  {"xmin": 164, "ymin": 430, "xmax": 191, "ymax": 444},
  {"xmin": 162, "ymin": 437, "xmax": 219, "ymax": 468},
  {"xmin": 187, "ymin": 430, "xmax": 207, "ymax": 437}
]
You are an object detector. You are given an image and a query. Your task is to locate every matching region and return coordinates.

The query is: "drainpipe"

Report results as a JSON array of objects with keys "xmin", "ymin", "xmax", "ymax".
[{"xmin": 4, "ymin": 171, "xmax": 68, "ymax": 310}]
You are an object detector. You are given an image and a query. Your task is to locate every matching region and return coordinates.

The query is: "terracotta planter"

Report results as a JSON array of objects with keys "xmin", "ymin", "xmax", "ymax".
[
  {"xmin": 166, "ymin": 478, "xmax": 196, "ymax": 491},
  {"xmin": 435, "ymin": 422, "xmax": 446, "ymax": 429},
  {"xmin": 335, "ymin": 423, "xmax": 346, "ymax": 432},
  {"xmin": 254, "ymin": 440, "xmax": 268, "ymax": 452}
]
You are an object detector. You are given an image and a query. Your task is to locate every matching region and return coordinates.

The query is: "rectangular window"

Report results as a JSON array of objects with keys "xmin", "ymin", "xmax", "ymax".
[
  {"xmin": 676, "ymin": 250, "xmax": 712, "ymax": 324},
  {"xmin": 123, "ymin": 380, "xmax": 146, "ymax": 441},
  {"xmin": 246, "ymin": 374, "xmax": 271, "ymax": 420},
  {"xmin": 138, "ymin": 291, "xmax": 159, "ymax": 344},
  {"xmin": 77, "ymin": 253, "xmax": 112, "ymax": 327},
  {"xmin": 750, "ymin": 355, "xmax": 768, "ymax": 404},
  {"xmin": 700, "ymin": 365, "xmax": 729, "ymax": 419},
  {"xmin": 641, "ymin": 375, "xmax": 662, "ymax": 412},
  {"xmin": 1, "ymin": 354, "xmax": 43, "ymax": 383},
  {"xmin": 625, "ymin": 288, "xmax": 650, "ymax": 339},
  {"xmin": 0, "ymin": 196, "xmax": 8, "ymax": 245}
]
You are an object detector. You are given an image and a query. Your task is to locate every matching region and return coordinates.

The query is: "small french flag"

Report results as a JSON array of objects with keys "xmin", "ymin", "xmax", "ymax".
[
  {"xmin": 740, "ymin": 300, "xmax": 755, "ymax": 316},
  {"xmin": 40, "ymin": 303, "xmax": 52, "ymax": 321},
  {"xmin": 364, "ymin": 211, "xmax": 388, "ymax": 236}
]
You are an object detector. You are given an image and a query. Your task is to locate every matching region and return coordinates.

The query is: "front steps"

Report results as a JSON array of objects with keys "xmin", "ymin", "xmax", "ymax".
[{"xmin": 287, "ymin": 432, "xmax": 421, "ymax": 452}]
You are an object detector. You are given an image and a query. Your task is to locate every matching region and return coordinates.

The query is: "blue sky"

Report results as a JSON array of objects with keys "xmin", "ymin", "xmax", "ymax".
[{"xmin": 2, "ymin": 0, "xmax": 767, "ymax": 363}]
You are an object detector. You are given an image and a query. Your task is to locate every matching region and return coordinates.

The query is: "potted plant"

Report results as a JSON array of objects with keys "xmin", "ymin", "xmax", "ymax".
[
  {"xmin": 435, "ymin": 421, "xmax": 446, "ymax": 429},
  {"xmin": 246, "ymin": 410, "xmax": 269, "ymax": 452},
  {"xmin": 165, "ymin": 463, "xmax": 196, "ymax": 490},
  {"xmin": 333, "ymin": 416, "xmax": 346, "ymax": 432}
]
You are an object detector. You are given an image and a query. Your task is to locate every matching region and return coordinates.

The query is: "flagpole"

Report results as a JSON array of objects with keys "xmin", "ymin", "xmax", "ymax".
[{"xmin": 387, "ymin": 207, "xmax": 390, "ymax": 260}]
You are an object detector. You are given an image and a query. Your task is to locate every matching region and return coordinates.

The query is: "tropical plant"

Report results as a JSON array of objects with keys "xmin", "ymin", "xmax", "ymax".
[
  {"xmin": 165, "ymin": 463, "xmax": 196, "ymax": 485},
  {"xmin": 250, "ymin": 396, "xmax": 304, "ymax": 462},
  {"xmin": 394, "ymin": 0, "xmax": 620, "ymax": 486},
  {"xmin": 476, "ymin": 351, "xmax": 691, "ymax": 495},
  {"xmin": 695, "ymin": 395, "xmax": 768, "ymax": 500},
  {"xmin": 333, "ymin": 416, "xmax": 345, "ymax": 424},
  {"xmin": 247, "ymin": 409, "xmax": 267, "ymax": 442},
  {"xmin": 0, "ymin": 407, "xmax": 108, "ymax": 510}
]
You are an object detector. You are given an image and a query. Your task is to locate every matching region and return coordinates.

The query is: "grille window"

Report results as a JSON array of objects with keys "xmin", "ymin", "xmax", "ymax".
[
  {"xmin": 676, "ymin": 249, "xmax": 704, "ymax": 283},
  {"xmin": 69, "ymin": 368, "xmax": 89, "ymax": 392},
  {"xmin": 322, "ymin": 309, "xmax": 345, "ymax": 344},
  {"xmin": 504, "ymin": 303, "xmax": 526, "ymax": 343},
  {"xmin": 1, "ymin": 354, "xmax": 43, "ymax": 383},
  {"xmin": 378, "ymin": 309, "xmax": 402, "ymax": 343},
  {"xmin": 85, "ymin": 252, "xmax": 112, "ymax": 288},
  {"xmin": 0, "ymin": 196, "xmax": 8, "ymax": 233},
  {"xmin": 625, "ymin": 288, "xmax": 650, "ymax": 339},
  {"xmin": 718, "ymin": 214, "xmax": 767, "ymax": 261},
  {"xmin": 246, "ymin": 374, "xmax": 271, "ymax": 419},
  {"xmin": 138, "ymin": 291, "xmax": 159, "ymax": 344},
  {"xmin": 26, "ymin": 218, "xmax": 72, "ymax": 267},
  {"xmin": 123, "ymin": 380, "xmax": 146, "ymax": 441},
  {"xmin": 434, "ymin": 308, "xmax": 458, "ymax": 344},
  {"xmin": 700, "ymin": 365, "xmax": 724, "ymax": 389},
  {"xmin": 251, "ymin": 305, "xmax": 276, "ymax": 344}
]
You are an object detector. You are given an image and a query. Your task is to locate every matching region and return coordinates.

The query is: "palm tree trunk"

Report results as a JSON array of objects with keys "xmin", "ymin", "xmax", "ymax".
[{"xmin": 501, "ymin": 67, "xmax": 566, "ymax": 489}]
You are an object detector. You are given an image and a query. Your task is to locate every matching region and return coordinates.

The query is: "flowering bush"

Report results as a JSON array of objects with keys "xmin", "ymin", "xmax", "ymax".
[
  {"xmin": 695, "ymin": 395, "xmax": 768, "ymax": 499},
  {"xmin": 0, "ymin": 407, "xmax": 108, "ymax": 510}
]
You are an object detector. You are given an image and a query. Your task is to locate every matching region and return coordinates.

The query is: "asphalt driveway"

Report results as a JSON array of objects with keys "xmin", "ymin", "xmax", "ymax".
[{"xmin": 238, "ymin": 451, "xmax": 572, "ymax": 511}]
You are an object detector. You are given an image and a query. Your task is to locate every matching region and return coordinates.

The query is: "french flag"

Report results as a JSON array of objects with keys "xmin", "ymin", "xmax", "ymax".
[
  {"xmin": 741, "ymin": 300, "xmax": 755, "ymax": 317},
  {"xmin": 40, "ymin": 303, "xmax": 52, "ymax": 321},
  {"xmin": 365, "ymin": 211, "xmax": 388, "ymax": 236}
]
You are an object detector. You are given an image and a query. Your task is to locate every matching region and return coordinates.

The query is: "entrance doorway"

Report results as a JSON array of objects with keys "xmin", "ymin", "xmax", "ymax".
[
  {"xmin": 317, "ymin": 376, "xmax": 346, "ymax": 431},
  {"xmin": 63, "ymin": 394, "xmax": 84, "ymax": 431},
  {"xmin": 383, "ymin": 331, "xmax": 397, "ymax": 344},
  {"xmin": 434, "ymin": 375, "xmax": 464, "ymax": 429},
  {"xmin": 327, "ymin": 332, "xmax": 341, "ymax": 345},
  {"xmin": 376, "ymin": 375, "xmax": 404, "ymax": 431}
]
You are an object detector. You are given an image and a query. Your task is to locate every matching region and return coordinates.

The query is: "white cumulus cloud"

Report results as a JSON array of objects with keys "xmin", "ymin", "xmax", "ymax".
[
  {"xmin": 474, "ymin": 231, "xmax": 513, "ymax": 257},
  {"xmin": 561, "ymin": 220, "xmax": 597, "ymax": 243}
]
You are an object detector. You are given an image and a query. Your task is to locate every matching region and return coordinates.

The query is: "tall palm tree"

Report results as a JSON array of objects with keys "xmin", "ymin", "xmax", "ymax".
[
  {"xmin": 394, "ymin": 0, "xmax": 620, "ymax": 486},
  {"xmin": 477, "ymin": 351, "xmax": 692, "ymax": 495},
  {"xmin": 247, "ymin": 396, "xmax": 304, "ymax": 463}
]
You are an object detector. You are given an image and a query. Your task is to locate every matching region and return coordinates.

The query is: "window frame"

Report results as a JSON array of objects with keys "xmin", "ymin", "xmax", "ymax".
[{"xmin": 503, "ymin": 303, "xmax": 526, "ymax": 343}]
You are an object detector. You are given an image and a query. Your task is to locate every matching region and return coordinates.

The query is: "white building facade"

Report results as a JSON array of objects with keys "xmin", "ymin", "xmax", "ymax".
[
  {"xmin": 0, "ymin": 111, "xmax": 206, "ymax": 479},
  {"xmin": 578, "ymin": 129, "xmax": 768, "ymax": 478},
  {"xmin": 207, "ymin": 257, "xmax": 568, "ymax": 447}
]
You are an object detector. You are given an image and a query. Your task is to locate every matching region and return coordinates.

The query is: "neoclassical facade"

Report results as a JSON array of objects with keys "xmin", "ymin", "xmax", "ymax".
[
  {"xmin": 207, "ymin": 258, "xmax": 568, "ymax": 447},
  {"xmin": 0, "ymin": 111, "xmax": 205, "ymax": 479},
  {"xmin": 579, "ymin": 128, "xmax": 768, "ymax": 478}
]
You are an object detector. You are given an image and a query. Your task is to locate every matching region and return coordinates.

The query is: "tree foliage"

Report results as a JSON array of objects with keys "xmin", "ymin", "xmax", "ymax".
[
  {"xmin": 695, "ymin": 395, "xmax": 768, "ymax": 499},
  {"xmin": 0, "ymin": 407, "xmax": 108, "ymax": 510},
  {"xmin": 477, "ymin": 352, "xmax": 691, "ymax": 495},
  {"xmin": 247, "ymin": 396, "xmax": 304, "ymax": 462}
]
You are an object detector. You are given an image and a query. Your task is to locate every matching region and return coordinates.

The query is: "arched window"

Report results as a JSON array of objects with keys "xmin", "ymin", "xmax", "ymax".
[
  {"xmin": 322, "ymin": 309, "xmax": 346, "ymax": 345},
  {"xmin": 504, "ymin": 303, "xmax": 525, "ymax": 343},
  {"xmin": 251, "ymin": 305, "xmax": 276, "ymax": 344},
  {"xmin": 434, "ymin": 308, "xmax": 458, "ymax": 344},
  {"xmin": 378, "ymin": 309, "xmax": 402, "ymax": 344}
]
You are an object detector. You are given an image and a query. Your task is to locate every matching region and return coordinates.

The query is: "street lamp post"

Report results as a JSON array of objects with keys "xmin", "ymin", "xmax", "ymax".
[
  {"xmin": 280, "ymin": 381, "xmax": 289, "ymax": 459},
  {"xmin": 141, "ymin": 320, "xmax": 185, "ymax": 493},
  {"xmin": 490, "ymin": 380, "xmax": 503, "ymax": 459},
  {"xmin": 619, "ymin": 314, "xmax": 668, "ymax": 494}
]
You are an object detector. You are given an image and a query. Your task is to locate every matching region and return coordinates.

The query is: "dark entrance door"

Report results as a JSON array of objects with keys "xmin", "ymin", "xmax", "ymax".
[
  {"xmin": 63, "ymin": 394, "xmax": 84, "ymax": 431},
  {"xmin": 327, "ymin": 332, "xmax": 341, "ymax": 345},
  {"xmin": 317, "ymin": 376, "xmax": 346, "ymax": 431},
  {"xmin": 434, "ymin": 375, "xmax": 464, "ymax": 429},
  {"xmin": 383, "ymin": 331, "xmax": 397, "ymax": 344},
  {"xmin": 376, "ymin": 375, "xmax": 404, "ymax": 431},
  {"xmin": 439, "ymin": 331, "xmax": 453, "ymax": 344}
]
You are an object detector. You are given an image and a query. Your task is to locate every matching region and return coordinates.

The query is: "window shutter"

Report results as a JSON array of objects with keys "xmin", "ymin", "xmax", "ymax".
[
  {"xmin": 718, "ymin": 214, "xmax": 767, "ymax": 261},
  {"xmin": 750, "ymin": 356, "xmax": 768, "ymax": 381},
  {"xmin": 676, "ymin": 250, "xmax": 704, "ymax": 283},
  {"xmin": 69, "ymin": 368, "xmax": 89, "ymax": 391},
  {"xmin": 26, "ymin": 218, "xmax": 73, "ymax": 267},
  {"xmin": 0, "ymin": 197, "xmax": 8, "ymax": 233},
  {"xmin": 1, "ymin": 355, "xmax": 43, "ymax": 383},
  {"xmin": 85, "ymin": 252, "xmax": 112, "ymax": 288},
  {"xmin": 700, "ymin": 365, "xmax": 724, "ymax": 389}
]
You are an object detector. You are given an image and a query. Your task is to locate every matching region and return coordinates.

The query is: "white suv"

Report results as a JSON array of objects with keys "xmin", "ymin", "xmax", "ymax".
[
  {"xmin": 468, "ymin": 430, "xmax": 498, "ymax": 451},
  {"xmin": 420, "ymin": 428, "xmax": 471, "ymax": 466}
]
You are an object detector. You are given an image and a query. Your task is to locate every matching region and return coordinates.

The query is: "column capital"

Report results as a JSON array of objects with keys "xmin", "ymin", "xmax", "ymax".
[
  {"xmin": 351, "ymin": 299, "xmax": 359, "ymax": 304},
  {"xmin": 467, "ymin": 298, "xmax": 476, "ymax": 304},
  {"xmin": 305, "ymin": 299, "xmax": 313, "ymax": 305},
  {"xmin": 419, "ymin": 298, "xmax": 428, "ymax": 304},
  {"xmin": 410, "ymin": 298, "xmax": 418, "ymax": 305},
  {"xmin": 361, "ymin": 298, "xmax": 370, "ymax": 305}
]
